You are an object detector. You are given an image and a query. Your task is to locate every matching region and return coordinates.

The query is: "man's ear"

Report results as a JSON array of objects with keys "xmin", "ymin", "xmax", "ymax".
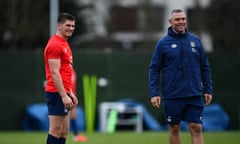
[
  {"xmin": 168, "ymin": 19, "xmax": 172, "ymax": 25},
  {"xmin": 57, "ymin": 23, "xmax": 61, "ymax": 30}
]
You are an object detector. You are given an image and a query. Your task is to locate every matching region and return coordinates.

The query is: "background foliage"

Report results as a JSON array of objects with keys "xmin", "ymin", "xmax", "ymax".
[{"xmin": 0, "ymin": 0, "xmax": 239, "ymax": 52}]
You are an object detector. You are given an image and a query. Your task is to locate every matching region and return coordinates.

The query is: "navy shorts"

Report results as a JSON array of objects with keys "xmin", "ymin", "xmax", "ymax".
[
  {"xmin": 45, "ymin": 92, "xmax": 70, "ymax": 116},
  {"xmin": 163, "ymin": 96, "xmax": 204, "ymax": 125}
]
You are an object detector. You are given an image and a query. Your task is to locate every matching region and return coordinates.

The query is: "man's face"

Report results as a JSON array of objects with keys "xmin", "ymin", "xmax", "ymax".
[
  {"xmin": 58, "ymin": 20, "xmax": 75, "ymax": 38},
  {"xmin": 169, "ymin": 12, "xmax": 186, "ymax": 33}
]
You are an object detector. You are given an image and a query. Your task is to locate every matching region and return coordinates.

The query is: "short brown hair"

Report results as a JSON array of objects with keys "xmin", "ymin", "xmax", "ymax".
[{"xmin": 57, "ymin": 13, "xmax": 75, "ymax": 24}]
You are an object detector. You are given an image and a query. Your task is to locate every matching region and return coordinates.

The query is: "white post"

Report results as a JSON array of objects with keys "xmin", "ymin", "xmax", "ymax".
[{"xmin": 50, "ymin": 0, "xmax": 59, "ymax": 37}]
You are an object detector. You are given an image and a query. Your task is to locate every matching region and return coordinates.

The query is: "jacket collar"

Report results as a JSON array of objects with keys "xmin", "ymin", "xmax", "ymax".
[{"xmin": 168, "ymin": 26, "xmax": 189, "ymax": 38}]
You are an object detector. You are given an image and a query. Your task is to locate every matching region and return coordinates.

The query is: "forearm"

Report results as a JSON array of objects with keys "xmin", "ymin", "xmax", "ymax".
[{"xmin": 51, "ymin": 72, "xmax": 67, "ymax": 97}]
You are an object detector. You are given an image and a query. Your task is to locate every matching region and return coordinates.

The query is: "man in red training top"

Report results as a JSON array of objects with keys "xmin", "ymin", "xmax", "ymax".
[{"xmin": 44, "ymin": 13, "xmax": 78, "ymax": 144}]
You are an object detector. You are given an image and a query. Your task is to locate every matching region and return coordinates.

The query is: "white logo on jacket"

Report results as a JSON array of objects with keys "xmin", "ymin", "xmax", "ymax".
[
  {"xmin": 190, "ymin": 41, "xmax": 196, "ymax": 47},
  {"xmin": 171, "ymin": 44, "xmax": 177, "ymax": 48},
  {"xmin": 190, "ymin": 41, "xmax": 197, "ymax": 53}
]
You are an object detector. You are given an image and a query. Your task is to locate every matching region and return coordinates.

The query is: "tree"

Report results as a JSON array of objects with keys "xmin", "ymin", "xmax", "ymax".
[
  {"xmin": 0, "ymin": 0, "xmax": 49, "ymax": 50},
  {"xmin": 205, "ymin": 0, "xmax": 240, "ymax": 52},
  {"xmin": 0, "ymin": 0, "xmax": 85, "ymax": 51}
]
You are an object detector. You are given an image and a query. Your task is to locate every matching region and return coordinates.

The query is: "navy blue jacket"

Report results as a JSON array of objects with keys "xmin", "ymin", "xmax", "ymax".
[{"xmin": 148, "ymin": 27, "xmax": 212, "ymax": 99}]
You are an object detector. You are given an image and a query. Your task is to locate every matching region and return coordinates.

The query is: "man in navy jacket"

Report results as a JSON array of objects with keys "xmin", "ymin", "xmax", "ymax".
[{"xmin": 148, "ymin": 9, "xmax": 213, "ymax": 144}]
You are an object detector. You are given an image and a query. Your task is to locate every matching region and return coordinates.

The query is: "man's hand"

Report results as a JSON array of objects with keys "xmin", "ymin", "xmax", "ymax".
[
  {"xmin": 70, "ymin": 93, "xmax": 78, "ymax": 107},
  {"xmin": 204, "ymin": 93, "xmax": 213, "ymax": 105},
  {"xmin": 151, "ymin": 96, "xmax": 161, "ymax": 108},
  {"xmin": 62, "ymin": 94, "xmax": 74, "ymax": 110}
]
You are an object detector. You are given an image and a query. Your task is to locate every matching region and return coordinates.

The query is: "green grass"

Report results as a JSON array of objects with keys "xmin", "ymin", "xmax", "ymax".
[{"xmin": 0, "ymin": 131, "xmax": 239, "ymax": 144}]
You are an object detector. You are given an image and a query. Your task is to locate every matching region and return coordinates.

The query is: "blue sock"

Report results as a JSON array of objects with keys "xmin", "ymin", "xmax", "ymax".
[
  {"xmin": 70, "ymin": 119, "xmax": 78, "ymax": 136},
  {"xmin": 46, "ymin": 134, "xmax": 59, "ymax": 144},
  {"xmin": 59, "ymin": 137, "xmax": 66, "ymax": 144}
]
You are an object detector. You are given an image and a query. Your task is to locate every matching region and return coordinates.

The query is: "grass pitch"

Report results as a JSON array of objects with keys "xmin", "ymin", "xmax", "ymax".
[{"xmin": 0, "ymin": 131, "xmax": 239, "ymax": 144}]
